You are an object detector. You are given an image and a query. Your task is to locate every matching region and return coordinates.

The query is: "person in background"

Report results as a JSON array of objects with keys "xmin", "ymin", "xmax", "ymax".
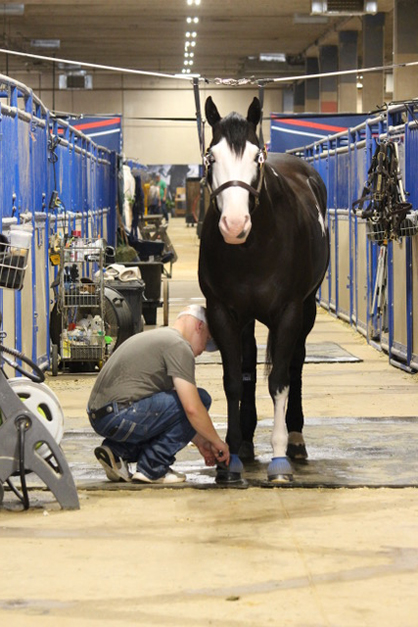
[
  {"xmin": 147, "ymin": 176, "xmax": 160, "ymax": 215},
  {"xmin": 87, "ymin": 305, "xmax": 230, "ymax": 484},
  {"xmin": 156, "ymin": 173, "xmax": 169, "ymax": 222}
]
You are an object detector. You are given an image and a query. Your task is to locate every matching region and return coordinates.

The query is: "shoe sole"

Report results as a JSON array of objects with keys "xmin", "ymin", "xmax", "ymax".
[
  {"xmin": 132, "ymin": 474, "xmax": 186, "ymax": 485},
  {"xmin": 94, "ymin": 447, "xmax": 131, "ymax": 483}
]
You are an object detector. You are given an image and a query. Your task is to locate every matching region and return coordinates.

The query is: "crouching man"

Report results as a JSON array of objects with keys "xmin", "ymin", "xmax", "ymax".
[{"xmin": 87, "ymin": 305, "xmax": 229, "ymax": 484}]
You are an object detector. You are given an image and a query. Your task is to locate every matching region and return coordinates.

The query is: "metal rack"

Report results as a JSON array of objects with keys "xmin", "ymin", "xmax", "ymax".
[{"xmin": 52, "ymin": 238, "xmax": 106, "ymax": 375}]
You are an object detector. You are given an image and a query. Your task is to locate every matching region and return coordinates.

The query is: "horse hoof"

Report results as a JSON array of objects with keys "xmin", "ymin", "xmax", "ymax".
[
  {"xmin": 216, "ymin": 453, "xmax": 244, "ymax": 485},
  {"xmin": 238, "ymin": 441, "xmax": 255, "ymax": 462},
  {"xmin": 286, "ymin": 432, "xmax": 308, "ymax": 460},
  {"xmin": 267, "ymin": 457, "xmax": 293, "ymax": 483},
  {"xmin": 215, "ymin": 469, "xmax": 243, "ymax": 485}
]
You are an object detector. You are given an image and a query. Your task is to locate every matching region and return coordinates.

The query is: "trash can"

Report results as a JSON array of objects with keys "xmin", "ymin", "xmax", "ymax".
[
  {"xmin": 108, "ymin": 279, "xmax": 145, "ymax": 334},
  {"xmin": 125, "ymin": 261, "xmax": 164, "ymax": 325}
]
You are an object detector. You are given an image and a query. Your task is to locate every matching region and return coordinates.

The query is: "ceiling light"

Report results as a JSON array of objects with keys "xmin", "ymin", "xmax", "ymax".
[
  {"xmin": 30, "ymin": 39, "xmax": 61, "ymax": 49},
  {"xmin": 259, "ymin": 53, "xmax": 286, "ymax": 62},
  {"xmin": 311, "ymin": 1, "xmax": 377, "ymax": 15},
  {"xmin": 0, "ymin": 3, "xmax": 24, "ymax": 15},
  {"xmin": 190, "ymin": 41, "xmax": 196, "ymax": 47}
]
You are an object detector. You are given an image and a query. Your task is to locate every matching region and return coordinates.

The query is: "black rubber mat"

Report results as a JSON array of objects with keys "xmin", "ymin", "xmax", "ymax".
[
  {"xmin": 196, "ymin": 342, "xmax": 361, "ymax": 365},
  {"xmin": 51, "ymin": 415, "xmax": 418, "ymax": 491}
]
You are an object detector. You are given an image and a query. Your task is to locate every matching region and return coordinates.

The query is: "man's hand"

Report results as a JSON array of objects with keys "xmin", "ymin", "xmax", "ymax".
[
  {"xmin": 193, "ymin": 436, "xmax": 230, "ymax": 466},
  {"xmin": 212, "ymin": 441, "xmax": 230, "ymax": 466},
  {"xmin": 195, "ymin": 440, "xmax": 217, "ymax": 466}
]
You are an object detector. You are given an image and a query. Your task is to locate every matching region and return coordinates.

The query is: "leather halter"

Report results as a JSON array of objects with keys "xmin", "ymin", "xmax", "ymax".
[{"xmin": 204, "ymin": 146, "xmax": 267, "ymax": 209}]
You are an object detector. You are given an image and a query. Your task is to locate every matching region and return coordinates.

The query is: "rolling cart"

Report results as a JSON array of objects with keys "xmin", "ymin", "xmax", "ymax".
[
  {"xmin": 51, "ymin": 237, "xmax": 106, "ymax": 376},
  {"xmin": 0, "ymin": 228, "xmax": 79, "ymax": 510}
]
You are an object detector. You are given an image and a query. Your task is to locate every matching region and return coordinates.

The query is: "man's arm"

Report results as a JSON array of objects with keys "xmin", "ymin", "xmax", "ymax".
[{"xmin": 173, "ymin": 376, "xmax": 229, "ymax": 464}]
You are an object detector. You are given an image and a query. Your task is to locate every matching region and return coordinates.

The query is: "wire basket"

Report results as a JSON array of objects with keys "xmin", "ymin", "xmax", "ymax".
[{"xmin": 0, "ymin": 228, "xmax": 32, "ymax": 291}]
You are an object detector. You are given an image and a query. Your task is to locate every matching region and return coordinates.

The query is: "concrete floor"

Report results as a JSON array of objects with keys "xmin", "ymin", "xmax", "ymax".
[{"xmin": 1, "ymin": 218, "xmax": 418, "ymax": 626}]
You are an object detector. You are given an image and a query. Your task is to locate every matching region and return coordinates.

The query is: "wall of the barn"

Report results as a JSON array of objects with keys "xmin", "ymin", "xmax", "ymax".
[{"xmin": 9, "ymin": 71, "xmax": 284, "ymax": 166}]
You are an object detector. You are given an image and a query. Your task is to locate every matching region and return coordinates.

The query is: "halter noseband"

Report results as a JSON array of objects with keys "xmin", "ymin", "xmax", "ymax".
[{"xmin": 204, "ymin": 146, "xmax": 266, "ymax": 208}]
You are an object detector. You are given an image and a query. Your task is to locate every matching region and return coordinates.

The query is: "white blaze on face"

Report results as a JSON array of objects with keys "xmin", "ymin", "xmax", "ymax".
[
  {"xmin": 211, "ymin": 138, "xmax": 259, "ymax": 245},
  {"xmin": 270, "ymin": 386, "xmax": 289, "ymax": 458}
]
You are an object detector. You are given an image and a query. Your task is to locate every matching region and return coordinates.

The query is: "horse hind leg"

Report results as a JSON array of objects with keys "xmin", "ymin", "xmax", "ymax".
[
  {"xmin": 286, "ymin": 342, "xmax": 308, "ymax": 460},
  {"xmin": 286, "ymin": 292, "xmax": 318, "ymax": 461}
]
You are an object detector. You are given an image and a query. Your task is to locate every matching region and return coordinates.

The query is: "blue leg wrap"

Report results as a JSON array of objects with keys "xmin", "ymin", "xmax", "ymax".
[
  {"xmin": 216, "ymin": 453, "xmax": 244, "ymax": 485},
  {"xmin": 267, "ymin": 456, "xmax": 293, "ymax": 480},
  {"xmin": 228, "ymin": 453, "xmax": 244, "ymax": 474}
]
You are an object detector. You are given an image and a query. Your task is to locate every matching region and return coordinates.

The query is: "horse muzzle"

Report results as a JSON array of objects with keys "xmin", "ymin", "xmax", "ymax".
[{"xmin": 219, "ymin": 214, "xmax": 252, "ymax": 244}]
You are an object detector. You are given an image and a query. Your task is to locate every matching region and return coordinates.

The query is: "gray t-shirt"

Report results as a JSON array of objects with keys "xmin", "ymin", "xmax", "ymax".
[{"xmin": 88, "ymin": 327, "xmax": 195, "ymax": 411}]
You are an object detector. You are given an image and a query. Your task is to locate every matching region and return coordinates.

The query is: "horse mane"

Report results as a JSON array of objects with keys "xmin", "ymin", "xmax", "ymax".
[{"xmin": 219, "ymin": 112, "xmax": 248, "ymax": 156}]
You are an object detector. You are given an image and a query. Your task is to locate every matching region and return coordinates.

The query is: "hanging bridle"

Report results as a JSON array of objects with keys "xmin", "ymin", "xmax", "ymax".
[{"xmin": 203, "ymin": 145, "xmax": 267, "ymax": 209}]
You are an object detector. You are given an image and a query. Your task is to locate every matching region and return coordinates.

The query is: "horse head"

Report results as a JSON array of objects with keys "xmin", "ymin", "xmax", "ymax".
[{"xmin": 205, "ymin": 97, "xmax": 264, "ymax": 245}]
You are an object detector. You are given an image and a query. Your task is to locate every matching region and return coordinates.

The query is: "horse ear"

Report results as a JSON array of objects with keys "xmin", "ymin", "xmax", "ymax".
[
  {"xmin": 247, "ymin": 97, "xmax": 261, "ymax": 128},
  {"xmin": 205, "ymin": 97, "xmax": 221, "ymax": 127}
]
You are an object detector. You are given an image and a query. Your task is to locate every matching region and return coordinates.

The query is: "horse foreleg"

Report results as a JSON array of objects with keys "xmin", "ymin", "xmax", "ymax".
[
  {"xmin": 266, "ymin": 305, "xmax": 303, "ymax": 483},
  {"xmin": 268, "ymin": 384, "xmax": 294, "ymax": 482},
  {"xmin": 239, "ymin": 320, "xmax": 257, "ymax": 461},
  {"xmin": 206, "ymin": 304, "xmax": 245, "ymax": 484}
]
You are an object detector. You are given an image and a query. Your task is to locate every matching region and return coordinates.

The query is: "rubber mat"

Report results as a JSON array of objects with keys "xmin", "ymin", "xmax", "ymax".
[
  {"xmin": 51, "ymin": 415, "xmax": 418, "ymax": 491},
  {"xmin": 196, "ymin": 342, "xmax": 361, "ymax": 365}
]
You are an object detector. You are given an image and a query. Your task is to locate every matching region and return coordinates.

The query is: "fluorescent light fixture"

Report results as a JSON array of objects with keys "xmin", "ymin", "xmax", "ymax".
[
  {"xmin": 259, "ymin": 53, "xmax": 286, "ymax": 63},
  {"xmin": 0, "ymin": 3, "xmax": 24, "ymax": 15},
  {"xmin": 31, "ymin": 39, "xmax": 61, "ymax": 49},
  {"xmin": 311, "ymin": 1, "xmax": 377, "ymax": 15}
]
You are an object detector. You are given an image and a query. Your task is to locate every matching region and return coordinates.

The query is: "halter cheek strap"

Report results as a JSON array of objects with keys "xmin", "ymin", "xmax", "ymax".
[{"xmin": 205, "ymin": 148, "xmax": 266, "ymax": 208}]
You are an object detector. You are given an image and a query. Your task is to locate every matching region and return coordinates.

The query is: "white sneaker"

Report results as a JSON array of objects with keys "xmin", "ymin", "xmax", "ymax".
[
  {"xmin": 94, "ymin": 446, "xmax": 132, "ymax": 482},
  {"xmin": 132, "ymin": 468, "xmax": 186, "ymax": 484}
]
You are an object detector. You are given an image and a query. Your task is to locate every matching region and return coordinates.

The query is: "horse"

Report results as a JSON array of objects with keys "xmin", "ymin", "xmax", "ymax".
[{"xmin": 198, "ymin": 96, "xmax": 329, "ymax": 485}]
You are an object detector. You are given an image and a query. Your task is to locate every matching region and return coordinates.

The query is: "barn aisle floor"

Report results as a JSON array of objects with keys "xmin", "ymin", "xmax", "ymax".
[{"xmin": 1, "ymin": 217, "xmax": 418, "ymax": 627}]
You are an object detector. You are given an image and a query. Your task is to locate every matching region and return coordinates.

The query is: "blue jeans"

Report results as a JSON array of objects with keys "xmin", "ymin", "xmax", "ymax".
[{"xmin": 89, "ymin": 388, "xmax": 211, "ymax": 479}]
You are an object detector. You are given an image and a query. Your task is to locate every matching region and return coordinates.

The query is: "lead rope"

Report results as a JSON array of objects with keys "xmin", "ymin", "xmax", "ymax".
[
  {"xmin": 193, "ymin": 77, "xmax": 205, "ymax": 166},
  {"xmin": 258, "ymin": 83, "xmax": 265, "ymax": 150}
]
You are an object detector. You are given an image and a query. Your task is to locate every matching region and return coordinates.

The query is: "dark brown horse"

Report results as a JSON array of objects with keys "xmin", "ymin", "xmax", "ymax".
[{"xmin": 198, "ymin": 97, "xmax": 329, "ymax": 484}]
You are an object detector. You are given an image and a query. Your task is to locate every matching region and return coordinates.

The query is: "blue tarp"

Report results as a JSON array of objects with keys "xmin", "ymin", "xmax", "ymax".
[
  {"xmin": 270, "ymin": 112, "xmax": 369, "ymax": 153},
  {"xmin": 65, "ymin": 115, "xmax": 123, "ymax": 152}
]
